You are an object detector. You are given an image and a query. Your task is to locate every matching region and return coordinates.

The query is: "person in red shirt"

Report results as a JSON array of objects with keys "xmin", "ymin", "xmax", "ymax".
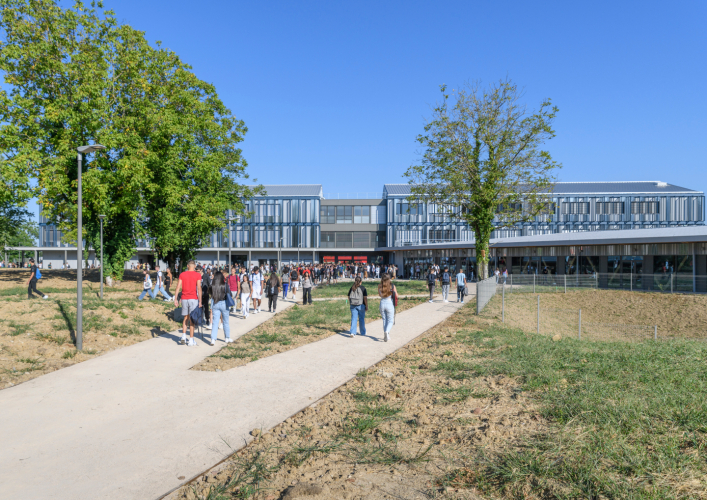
[
  {"xmin": 173, "ymin": 260, "xmax": 202, "ymax": 346},
  {"xmin": 228, "ymin": 267, "xmax": 240, "ymax": 312}
]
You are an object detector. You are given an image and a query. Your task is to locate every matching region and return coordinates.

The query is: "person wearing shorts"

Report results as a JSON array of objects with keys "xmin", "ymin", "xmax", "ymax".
[
  {"xmin": 290, "ymin": 268, "xmax": 300, "ymax": 299},
  {"xmin": 173, "ymin": 260, "xmax": 202, "ymax": 346}
]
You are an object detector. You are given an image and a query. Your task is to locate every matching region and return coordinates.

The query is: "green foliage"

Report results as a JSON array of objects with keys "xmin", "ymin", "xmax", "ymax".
[
  {"xmin": 405, "ymin": 80, "xmax": 560, "ymax": 279},
  {"xmin": 0, "ymin": 0, "xmax": 258, "ymax": 279}
]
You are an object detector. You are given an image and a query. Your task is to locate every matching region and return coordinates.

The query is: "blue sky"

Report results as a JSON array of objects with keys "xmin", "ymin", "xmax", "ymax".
[{"xmin": 28, "ymin": 0, "xmax": 707, "ymax": 215}]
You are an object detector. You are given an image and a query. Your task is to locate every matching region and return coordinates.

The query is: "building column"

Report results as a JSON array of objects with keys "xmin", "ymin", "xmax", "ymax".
[
  {"xmin": 313, "ymin": 250, "xmax": 315, "ymax": 264},
  {"xmin": 217, "ymin": 249, "xmax": 220, "ymax": 266},
  {"xmin": 643, "ymin": 255, "xmax": 654, "ymax": 291},
  {"xmin": 64, "ymin": 249, "xmax": 67, "ymax": 266},
  {"xmin": 695, "ymin": 254, "xmax": 707, "ymax": 293},
  {"xmin": 34, "ymin": 249, "xmax": 38, "ymax": 263},
  {"xmin": 556, "ymin": 257, "xmax": 566, "ymax": 275}
]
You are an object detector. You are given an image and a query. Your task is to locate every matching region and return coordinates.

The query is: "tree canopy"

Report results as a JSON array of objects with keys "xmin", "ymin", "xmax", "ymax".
[
  {"xmin": 405, "ymin": 80, "xmax": 560, "ymax": 279},
  {"xmin": 0, "ymin": 0, "xmax": 259, "ymax": 278}
]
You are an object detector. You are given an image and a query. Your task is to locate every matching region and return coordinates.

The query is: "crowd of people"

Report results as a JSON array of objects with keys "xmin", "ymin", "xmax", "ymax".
[{"xmin": 136, "ymin": 260, "xmax": 407, "ymax": 347}]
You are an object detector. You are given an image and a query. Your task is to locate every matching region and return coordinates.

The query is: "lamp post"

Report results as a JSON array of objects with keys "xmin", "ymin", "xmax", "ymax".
[
  {"xmin": 76, "ymin": 144, "xmax": 106, "ymax": 351},
  {"xmin": 279, "ymin": 237, "xmax": 283, "ymax": 271},
  {"xmin": 297, "ymin": 243, "xmax": 301, "ymax": 266},
  {"xmin": 227, "ymin": 214, "xmax": 234, "ymax": 270},
  {"xmin": 98, "ymin": 215, "xmax": 106, "ymax": 300}
]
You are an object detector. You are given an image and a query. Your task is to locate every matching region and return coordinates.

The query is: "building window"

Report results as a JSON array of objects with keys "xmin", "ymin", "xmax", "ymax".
[
  {"xmin": 320, "ymin": 206, "xmax": 336, "ymax": 224},
  {"xmin": 353, "ymin": 232, "xmax": 370, "ymax": 248},
  {"xmin": 336, "ymin": 206, "xmax": 353, "ymax": 224},
  {"xmin": 631, "ymin": 201, "xmax": 660, "ymax": 214},
  {"xmin": 374, "ymin": 231, "xmax": 386, "ymax": 247},
  {"xmin": 596, "ymin": 202, "xmax": 624, "ymax": 215},
  {"xmin": 429, "ymin": 230, "xmax": 455, "ymax": 242},
  {"xmin": 336, "ymin": 232, "xmax": 353, "ymax": 247},
  {"xmin": 561, "ymin": 202, "xmax": 590, "ymax": 215},
  {"xmin": 354, "ymin": 206, "xmax": 370, "ymax": 224},
  {"xmin": 321, "ymin": 232, "xmax": 335, "ymax": 248}
]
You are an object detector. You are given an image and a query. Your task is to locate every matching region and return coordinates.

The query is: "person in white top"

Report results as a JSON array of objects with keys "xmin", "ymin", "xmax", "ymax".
[
  {"xmin": 250, "ymin": 266, "xmax": 263, "ymax": 313},
  {"xmin": 153, "ymin": 267, "xmax": 173, "ymax": 301}
]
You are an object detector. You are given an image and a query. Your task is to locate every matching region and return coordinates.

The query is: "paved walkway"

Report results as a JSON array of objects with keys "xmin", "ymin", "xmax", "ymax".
[{"xmin": 0, "ymin": 297, "xmax": 464, "ymax": 500}]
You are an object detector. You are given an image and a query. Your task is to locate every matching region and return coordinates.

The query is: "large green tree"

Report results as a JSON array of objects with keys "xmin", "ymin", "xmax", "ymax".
[
  {"xmin": 405, "ymin": 80, "xmax": 560, "ymax": 280},
  {"xmin": 0, "ymin": 0, "xmax": 257, "ymax": 279}
]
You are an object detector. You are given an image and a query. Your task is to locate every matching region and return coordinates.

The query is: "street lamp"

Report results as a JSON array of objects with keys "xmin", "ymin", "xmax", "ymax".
[
  {"xmin": 297, "ymin": 242, "xmax": 301, "ymax": 266},
  {"xmin": 227, "ymin": 214, "xmax": 234, "ymax": 270},
  {"xmin": 98, "ymin": 215, "xmax": 106, "ymax": 300},
  {"xmin": 76, "ymin": 144, "xmax": 106, "ymax": 351},
  {"xmin": 279, "ymin": 237, "xmax": 283, "ymax": 271}
]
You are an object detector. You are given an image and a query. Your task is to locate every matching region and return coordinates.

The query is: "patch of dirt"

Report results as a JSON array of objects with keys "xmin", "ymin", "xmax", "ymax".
[
  {"xmin": 482, "ymin": 289, "xmax": 707, "ymax": 339},
  {"xmin": 193, "ymin": 297, "xmax": 427, "ymax": 372},
  {"xmin": 0, "ymin": 270, "xmax": 180, "ymax": 390},
  {"xmin": 171, "ymin": 305, "xmax": 545, "ymax": 500}
]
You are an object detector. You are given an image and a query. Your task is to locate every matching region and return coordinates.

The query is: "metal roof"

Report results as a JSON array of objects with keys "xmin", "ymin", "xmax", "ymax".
[
  {"xmin": 384, "ymin": 181, "xmax": 702, "ymax": 196},
  {"xmin": 257, "ymin": 185, "xmax": 323, "ymax": 197}
]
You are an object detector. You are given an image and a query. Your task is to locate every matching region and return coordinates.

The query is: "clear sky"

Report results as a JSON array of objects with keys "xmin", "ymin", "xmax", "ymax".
[{"xmin": 27, "ymin": 0, "xmax": 707, "ymax": 215}]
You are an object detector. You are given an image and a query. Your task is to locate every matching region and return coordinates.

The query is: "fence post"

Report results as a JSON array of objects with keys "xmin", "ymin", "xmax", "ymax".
[
  {"xmin": 654, "ymin": 325, "xmax": 657, "ymax": 341},
  {"xmin": 595, "ymin": 273, "xmax": 598, "ymax": 290},
  {"xmin": 502, "ymin": 284, "xmax": 505, "ymax": 323},
  {"xmin": 537, "ymin": 295, "xmax": 540, "ymax": 335},
  {"xmin": 578, "ymin": 309, "xmax": 582, "ymax": 340},
  {"xmin": 533, "ymin": 273, "xmax": 536, "ymax": 293},
  {"xmin": 564, "ymin": 274, "xmax": 567, "ymax": 294},
  {"xmin": 671, "ymin": 274, "xmax": 673, "ymax": 294},
  {"xmin": 510, "ymin": 274, "xmax": 512, "ymax": 293},
  {"xmin": 630, "ymin": 271, "xmax": 632, "ymax": 292},
  {"xmin": 476, "ymin": 281, "xmax": 480, "ymax": 316}
]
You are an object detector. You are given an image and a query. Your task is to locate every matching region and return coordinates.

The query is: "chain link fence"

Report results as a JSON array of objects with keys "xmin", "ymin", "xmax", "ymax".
[{"xmin": 484, "ymin": 290, "xmax": 660, "ymax": 342}]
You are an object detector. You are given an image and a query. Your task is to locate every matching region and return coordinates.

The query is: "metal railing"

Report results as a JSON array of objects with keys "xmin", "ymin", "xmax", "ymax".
[{"xmin": 324, "ymin": 193, "xmax": 384, "ymax": 200}]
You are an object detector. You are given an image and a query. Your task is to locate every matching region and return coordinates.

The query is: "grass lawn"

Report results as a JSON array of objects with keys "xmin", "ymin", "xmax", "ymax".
[
  {"xmin": 311, "ymin": 280, "xmax": 431, "ymax": 298},
  {"xmin": 438, "ymin": 323, "xmax": 707, "ymax": 498}
]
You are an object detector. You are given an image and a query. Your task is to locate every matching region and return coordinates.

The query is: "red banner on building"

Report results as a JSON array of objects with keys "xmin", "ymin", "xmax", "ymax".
[{"xmin": 323, "ymin": 256, "xmax": 336, "ymax": 262}]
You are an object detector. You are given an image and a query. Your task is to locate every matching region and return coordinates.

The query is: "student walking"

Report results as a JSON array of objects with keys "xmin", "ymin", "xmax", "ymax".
[
  {"xmin": 281, "ymin": 268, "xmax": 290, "ymax": 300},
  {"xmin": 240, "ymin": 274, "xmax": 252, "ymax": 318},
  {"xmin": 173, "ymin": 260, "xmax": 202, "ymax": 346},
  {"xmin": 456, "ymin": 268, "xmax": 467, "ymax": 303},
  {"xmin": 138, "ymin": 269, "xmax": 156, "ymax": 300},
  {"xmin": 290, "ymin": 268, "xmax": 300, "ymax": 299},
  {"xmin": 154, "ymin": 268, "xmax": 173, "ymax": 301},
  {"xmin": 251, "ymin": 266, "xmax": 263, "ymax": 313},
  {"xmin": 266, "ymin": 272, "xmax": 281, "ymax": 312},
  {"xmin": 201, "ymin": 267, "xmax": 213, "ymax": 327},
  {"xmin": 228, "ymin": 267, "xmax": 240, "ymax": 312},
  {"xmin": 347, "ymin": 277, "xmax": 368, "ymax": 337},
  {"xmin": 378, "ymin": 274, "xmax": 396, "ymax": 342},
  {"xmin": 301, "ymin": 271, "xmax": 313, "ymax": 305},
  {"xmin": 26, "ymin": 258, "xmax": 48, "ymax": 299},
  {"xmin": 427, "ymin": 268, "xmax": 438, "ymax": 303},
  {"xmin": 164, "ymin": 268, "xmax": 174, "ymax": 296},
  {"xmin": 208, "ymin": 273, "xmax": 233, "ymax": 346},
  {"xmin": 441, "ymin": 266, "xmax": 451, "ymax": 303}
]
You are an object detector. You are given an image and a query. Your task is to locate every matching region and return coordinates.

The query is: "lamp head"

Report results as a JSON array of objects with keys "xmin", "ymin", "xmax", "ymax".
[
  {"xmin": 77, "ymin": 144, "xmax": 106, "ymax": 154},
  {"xmin": 98, "ymin": 214, "xmax": 106, "ymax": 220}
]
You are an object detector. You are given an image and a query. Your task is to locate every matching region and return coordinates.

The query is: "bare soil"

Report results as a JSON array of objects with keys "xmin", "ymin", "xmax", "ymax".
[
  {"xmin": 482, "ymin": 289, "xmax": 707, "ymax": 340},
  {"xmin": 171, "ymin": 304, "xmax": 546, "ymax": 500},
  {"xmin": 0, "ymin": 269, "xmax": 180, "ymax": 389}
]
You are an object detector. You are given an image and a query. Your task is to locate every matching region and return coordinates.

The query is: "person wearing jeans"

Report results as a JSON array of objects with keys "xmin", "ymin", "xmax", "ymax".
[
  {"xmin": 347, "ymin": 277, "xmax": 368, "ymax": 337},
  {"xmin": 456, "ymin": 269, "xmax": 467, "ymax": 303},
  {"xmin": 153, "ymin": 269, "xmax": 173, "ymax": 301},
  {"xmin": 138, "ymin": 270, "xmax": 156, "ymax": 300},
  {"xmin": 208, "ymin": 273, "xmax": 233, "ymax": 346},
  {"xmin": 427, "ymin": 270, "xmax": 437, "ymax": 303},
  {"xmin": 281, "ymin": 269, "xmax": 290, "ymax": 300},
  {"xmin": 378, "ymin": 274, "xmax": 396, "ymax": 342}
]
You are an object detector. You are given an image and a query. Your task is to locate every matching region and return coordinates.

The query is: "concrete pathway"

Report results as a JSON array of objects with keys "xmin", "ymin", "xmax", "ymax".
[{"xmin": 0, "ymin": 297, "xmax": 464, "ymax": 500}]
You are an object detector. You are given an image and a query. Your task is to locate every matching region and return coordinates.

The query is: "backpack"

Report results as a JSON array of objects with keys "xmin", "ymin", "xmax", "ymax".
[
  {"xmin": 290, "ymin": 270, "xmax": 298, "ymax": 280},
  {"xmin": 427, "ymin": 273, "xmax": 436, "ymax": 285},
  {"xmin": 36, "ymin": 268, "xmax": 42, "ymax": 280},
  {"xmin": 442, "ymin": 272, "xmax": 450, "ymax": 284}
]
